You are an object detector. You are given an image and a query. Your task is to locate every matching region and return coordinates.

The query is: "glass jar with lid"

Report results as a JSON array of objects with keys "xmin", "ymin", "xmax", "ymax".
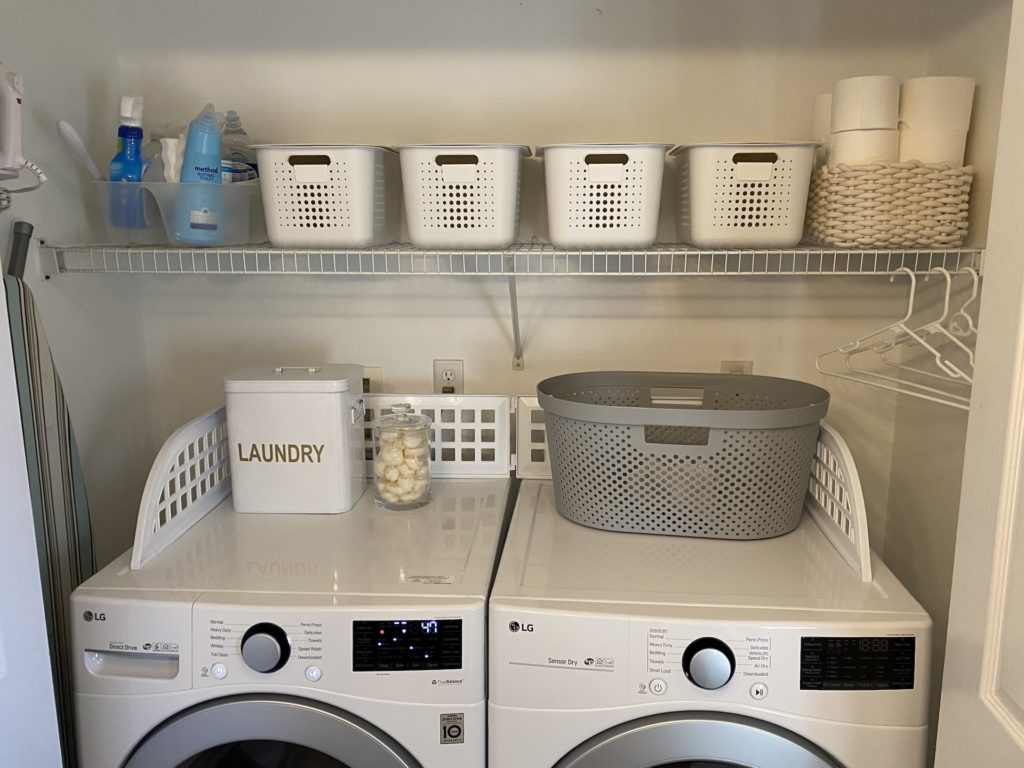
[{"xmin": 371, "ymin": 403, "xmax": 432, "ymax": 509}]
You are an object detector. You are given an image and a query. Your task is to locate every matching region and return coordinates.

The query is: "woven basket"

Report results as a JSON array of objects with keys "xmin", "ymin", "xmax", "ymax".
[{"xmin": 804, "ymin": 161, "xmax": 973, "ymax": 248}]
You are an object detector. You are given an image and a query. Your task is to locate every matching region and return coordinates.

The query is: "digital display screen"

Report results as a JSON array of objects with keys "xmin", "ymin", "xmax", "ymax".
[
  {"xmin": 353, "ymin": 619, "xmax": 462, "ymax": 672},
  {"xmin": 801, "ymin": 636, "xmax": 915, "ymax": 690}
]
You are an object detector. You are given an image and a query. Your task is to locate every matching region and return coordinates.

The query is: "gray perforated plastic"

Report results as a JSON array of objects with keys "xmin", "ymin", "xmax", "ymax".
[{"xmin": 537, "ymin": 372, "xmax": 830, "ymax": 540}]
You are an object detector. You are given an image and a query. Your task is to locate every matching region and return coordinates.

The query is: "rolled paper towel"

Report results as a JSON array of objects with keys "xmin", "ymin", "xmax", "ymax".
[
  {"xmin": 829, "ymin": 129, "xmax": 899, "ymax": 166},
  {"xmin": 898, "ymin": 127, "xmax": 967, "ymax": 165},
  {"xmin": 900, "ymin": 76, "xmax": 975, "ymax": 130},
  {"xmin": 831, "ymin": 75, "xmax": 900, "ymax": 132},
  {"xmin": 812, "ymin": 93, "xmax": 833, "ymax": 141}
]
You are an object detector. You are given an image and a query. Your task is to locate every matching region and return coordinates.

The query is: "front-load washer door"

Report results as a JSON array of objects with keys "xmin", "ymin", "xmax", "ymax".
[
  {"xmin": 122, "ymin": 695, "xmax": 421, "ymax": 768},
  {"xmin": 554, "ymin": 712, "xmax": 842, "ymax": 768}
]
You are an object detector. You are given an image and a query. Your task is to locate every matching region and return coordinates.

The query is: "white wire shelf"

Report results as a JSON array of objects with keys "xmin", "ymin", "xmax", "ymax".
[{"xmin": 44, "ymin": 243, "xmax": 984, "ymax": 277}]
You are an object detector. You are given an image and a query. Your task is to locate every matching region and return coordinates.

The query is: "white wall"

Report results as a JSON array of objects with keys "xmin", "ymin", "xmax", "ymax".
[
  {"xmin": 1, "ymin": 0, "xmax": 156, "ymax": 568},
  {"xmin": 884, "ymin": 0, "xmax": 1013, "ymax": 760}
]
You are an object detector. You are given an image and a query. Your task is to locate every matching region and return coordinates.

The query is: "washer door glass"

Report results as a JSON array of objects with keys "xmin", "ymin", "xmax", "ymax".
[
  {"xmin": 123, "ymin": 695, "xmax": 421, "ymax": 768},
  {"xmin": 554, "ymin": 713, "xmax": 843, "ymax": 768}
]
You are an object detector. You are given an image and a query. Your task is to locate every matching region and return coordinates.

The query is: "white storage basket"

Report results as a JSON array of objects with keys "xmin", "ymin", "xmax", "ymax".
[
  {"xmin": 397, "ymin": 144, "xmax": 529, "ymax": 249},
  {"xmin": 253, "ymin": 145, "xmax": 401, "ymax": 248},
  {"xmin": 539, "ymin": 143, "xmax": 671, "ymax": 248},
  {"xmin": 671, "ymin": 142, "xmax": 817, "ymax": 248}
]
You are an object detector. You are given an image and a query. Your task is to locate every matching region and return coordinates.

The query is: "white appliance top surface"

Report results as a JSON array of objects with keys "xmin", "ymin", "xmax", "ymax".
[
  {"xmin": 87, "ymin": 479, "xmax": 510, "ymax": 600},
  {"xmin": 493, "ymin": 481, "xmax": 925, "ymax": 616}
]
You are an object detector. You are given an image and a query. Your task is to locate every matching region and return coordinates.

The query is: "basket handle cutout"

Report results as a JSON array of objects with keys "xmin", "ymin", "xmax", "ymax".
[
  {"xmin": 650, "ymin": 387, "xmax": 705, "ymax": 408},
  {"xmin": 288, "ymin": 155, "xmax": 331, "ymax": 166},
  {"xmin": 643, "ymin": 425, "xmax": 711, "ymax": 446},
  {"xmin": 732, "ymin": 152, "xmax": 778, "ymax": 164},
  {"xmin": 435, "ymin": 154, "xmax": 479, "ymax": 166},
  {"xmin": 585, "ymin": 153, "xmax": 629, "ymax": 165}
]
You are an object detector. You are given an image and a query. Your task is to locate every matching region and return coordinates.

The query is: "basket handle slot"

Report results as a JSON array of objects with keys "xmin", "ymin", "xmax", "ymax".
[
  {"xmin": 650, "ymin": 386, "xmax": 705, "ymax": 407},
  {"xmin": 585, "ymin": 153, "xmax": 629, "ymax": 165},
  {"xmin": 435, "ymin": 154, "xmax": 479, "ymax": 166},
  {"xmin": 732, "ymin": 152, "xmax": 778, "ymax": 164},
  {"xmin": 288, "ymin": 155, "xmax": 332, "ymax": 166},
  {"xmin": 643, "ymin": 425, "xmax": 710, "ymax": 446},
  {"xmin": 288, "ymin": 154, "xmax": 332, "ymax": 183},
  {"xmin": 732, "ymin": 152, "xmax": 778, "ymax": 182},
  {"xmin": 436, "ymin": 154, "xmax": 480, "ymax": 183}
]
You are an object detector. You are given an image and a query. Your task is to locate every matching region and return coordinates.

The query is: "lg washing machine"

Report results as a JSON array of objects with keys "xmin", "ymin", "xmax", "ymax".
[
  {"xmin": 72, "ymin": 476, "xmax": 511, "ymax": 768},
  {"xmin": 489, "ymin": 480, "xmax": 932, "ymax": 768}
]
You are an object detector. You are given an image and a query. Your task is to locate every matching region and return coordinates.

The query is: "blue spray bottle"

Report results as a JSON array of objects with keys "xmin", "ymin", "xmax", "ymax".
[
  {"xmin": 108, "ymin": 96, "xmax": 148, "ymax": 229},
  {"xmin": 174, "ymin": 103, "xmax": 222, "ymax": 246}
]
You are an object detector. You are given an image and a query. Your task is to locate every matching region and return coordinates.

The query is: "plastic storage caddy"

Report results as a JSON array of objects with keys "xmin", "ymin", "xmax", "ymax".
[
  {"xmin": 671, "ymin": 142, "xmax": 817, "ymax": 248},
  {"xmin": 145, "ymin": 180, "xmax": 260, "ymax": 247},
  {"xmin": 252, "ymin": 144, "xmax": 401, "ymax": 247},
  {"xmin": 537, "ymin": 371, "xmax": 829, "ymax": 539},
  {"xmin": 539, "ymin": 143, "xmax": 671, "ymax": 248},
  {"xmin": 397, "ymin": 144, "xmax": 529, "ymax": 248},
  {"xmin": 224, "ymin": 364, "xmax": 366, "ymax": 514},
  {"xmin": 95, "ymin": 181, "xmax": 167, "ymax": 245}
]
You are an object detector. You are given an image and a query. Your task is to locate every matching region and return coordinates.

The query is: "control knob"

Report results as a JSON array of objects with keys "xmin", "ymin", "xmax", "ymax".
[
  {"xmin": 682, "ymin": 637, "xmax": 735, "ymax": 690},
  {"xmin": 241, "ymin": 623, "xmax": 290, "ymax": 673}
]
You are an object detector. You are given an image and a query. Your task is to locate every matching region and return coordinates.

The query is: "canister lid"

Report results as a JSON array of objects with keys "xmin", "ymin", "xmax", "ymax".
[
  {"xmin": 224, "ymin": 364, "xmax": 363, "ymax": 394},
  {"xmin": 373, "ymin": 403, "xmax": 432, "ymax": 429}
]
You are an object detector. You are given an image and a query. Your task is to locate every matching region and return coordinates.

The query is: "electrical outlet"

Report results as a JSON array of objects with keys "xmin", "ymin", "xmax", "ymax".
[
  {"xmin": 433, "ymin": 359, "xmax": 464, "ymax": 394},
  {"xmin": 721, "ymin": 360, "xmax": 753, "ymax": 375},
  {"xmin": 363, "ymin": 366, "xmax": 383, "ymax": 393}
]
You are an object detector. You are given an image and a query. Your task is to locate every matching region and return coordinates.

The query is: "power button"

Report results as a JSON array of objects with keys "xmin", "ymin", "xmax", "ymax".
[{"xmin": 649, "ymin": 678, "xmax": 667, "ymax": 696}]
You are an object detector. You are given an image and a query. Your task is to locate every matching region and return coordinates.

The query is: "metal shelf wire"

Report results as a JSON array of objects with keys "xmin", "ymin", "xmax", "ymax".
[{"xmin": 44, "ymin": 243, "xmax": 983, "ymax": 277}]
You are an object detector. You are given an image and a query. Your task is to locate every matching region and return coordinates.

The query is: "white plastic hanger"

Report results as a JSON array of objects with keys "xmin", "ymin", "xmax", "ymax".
[
  {"xmin": 950, "ymin": 266, "xmax": 980, "ymax": 338},
  {"xmin": 815, "ymin": 268, "xmax": 974, "ymax": 411}
]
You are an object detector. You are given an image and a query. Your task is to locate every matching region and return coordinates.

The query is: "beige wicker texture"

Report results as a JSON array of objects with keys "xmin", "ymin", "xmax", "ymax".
[{"xmin": 805, "ymin": 161, "xmax": 973, "ymax": 248}]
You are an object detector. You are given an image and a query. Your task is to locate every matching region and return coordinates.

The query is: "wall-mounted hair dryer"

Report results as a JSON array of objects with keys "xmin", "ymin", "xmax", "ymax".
[{"xmin": 0, "ymin": 63, "xmax": 46, "ymax": 209}]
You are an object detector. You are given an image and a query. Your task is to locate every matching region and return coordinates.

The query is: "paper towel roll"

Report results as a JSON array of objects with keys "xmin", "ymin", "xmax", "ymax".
[
  {"xmin": 832, "ymin": 75, "xmax": 900, "ymax": 132},
  {"xmin": 900, "ymin": 76, "xmax": 975, "ymax": 130},
  {"xmin": 812, "ymin": 93, "xmax": 832, "ymax": 141},
  {"xmin": 829, "ymin": 129, "xmax": 899, "ymax": 166},
  {"xmin": 898, "ymin": 127, "xmax": 967, "ymax": 165}
]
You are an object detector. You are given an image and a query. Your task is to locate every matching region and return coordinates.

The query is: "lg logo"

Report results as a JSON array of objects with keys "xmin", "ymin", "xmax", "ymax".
[
  {"xmin": 508, "ymin": 621, "xmax": 534, "ymax": 633},
  {"xmin": 82, "ymin": 611, "xmax": 107, "ymax": 622}
]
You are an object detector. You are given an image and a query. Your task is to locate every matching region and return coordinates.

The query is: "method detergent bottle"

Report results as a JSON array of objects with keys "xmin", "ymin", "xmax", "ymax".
[{"xmin": 174, "ymin": 103, "xmax": 223, "ymax": 245}]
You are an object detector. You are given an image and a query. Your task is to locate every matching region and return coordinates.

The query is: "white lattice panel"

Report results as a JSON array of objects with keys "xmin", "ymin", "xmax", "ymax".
[
  {"xmin": 131, "ymin": 407, "xmax": 231, "ymax": 570},
  {"xmin": 515, "ymin": 396, "xmax": 552, "ymax": 479},
  {"xmin": 805, "ymin": 421, "xmax": 872, "ymax": 582},
  {"xmin": 363, "ymin": 395, "xmax": 510, "ymax": 478}
]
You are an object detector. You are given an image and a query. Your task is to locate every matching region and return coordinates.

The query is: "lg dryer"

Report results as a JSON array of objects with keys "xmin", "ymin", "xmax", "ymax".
[{"xmin": 489, "ymin": 480, "xmax": 932, "ymax": 768}]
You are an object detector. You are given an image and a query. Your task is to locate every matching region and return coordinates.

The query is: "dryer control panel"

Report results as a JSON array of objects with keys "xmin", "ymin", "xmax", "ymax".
[{"xmin": 487, "ymin": 601, "xmax": 931, "ymax": 729}]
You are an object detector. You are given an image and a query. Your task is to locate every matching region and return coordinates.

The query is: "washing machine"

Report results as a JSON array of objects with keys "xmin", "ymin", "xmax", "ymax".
[
  {"xmin": 72, "ymin": 474, "xmax": 512, "ymax": 768},
  {"xmin": 489, "ymin": 480, "xmax": 932, "ymax": 768}
]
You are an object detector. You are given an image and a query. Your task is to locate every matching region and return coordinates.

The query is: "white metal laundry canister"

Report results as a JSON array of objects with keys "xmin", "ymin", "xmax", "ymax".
[{"xmin": 224, "ymin": 364, "xmax": 366, "ymax": 514}]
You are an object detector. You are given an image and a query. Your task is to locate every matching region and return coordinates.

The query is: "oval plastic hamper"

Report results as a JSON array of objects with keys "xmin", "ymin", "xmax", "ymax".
[{"xmin": 536, "ymin": 372, "xmax": 830, "ymax": 540}]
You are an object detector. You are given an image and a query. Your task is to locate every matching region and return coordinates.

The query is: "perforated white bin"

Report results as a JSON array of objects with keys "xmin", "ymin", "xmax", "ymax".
[
  {"xmin": 252, "ymin": 145, "xmax": 401, "ymax": 247},
  {"xmin": 397, "ymin": 144, "xmax": 529, "ymax": 248},
  {"xmin": 671, "ymin": 142, "xmax": 817, "ymax": 248},
  {"xmin": 539, "ymin": 143, "xmax": 671, "ymax": 248}
]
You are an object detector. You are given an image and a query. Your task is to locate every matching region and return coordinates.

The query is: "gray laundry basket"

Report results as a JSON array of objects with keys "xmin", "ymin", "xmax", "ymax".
[{"xmin": 537, "ymin": 372, "xmax": 830, "ymax": 540}]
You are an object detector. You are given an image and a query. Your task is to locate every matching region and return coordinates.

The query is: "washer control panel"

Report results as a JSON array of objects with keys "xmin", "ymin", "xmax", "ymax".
[{"xmin": 192, "ymin": 598, "xmax": 484, "ymax": 704}]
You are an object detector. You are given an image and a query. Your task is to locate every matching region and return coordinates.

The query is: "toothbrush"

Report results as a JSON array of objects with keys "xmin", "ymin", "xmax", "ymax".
[{"xmin": 57, "ymin": 119, "xmax": 104, "ymax": 181}]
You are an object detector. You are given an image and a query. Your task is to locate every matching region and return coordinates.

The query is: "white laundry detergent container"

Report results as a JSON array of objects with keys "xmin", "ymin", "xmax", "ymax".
[{"xmin": 224, "ymin": 364, "xmax": 366, "ymax": 514}]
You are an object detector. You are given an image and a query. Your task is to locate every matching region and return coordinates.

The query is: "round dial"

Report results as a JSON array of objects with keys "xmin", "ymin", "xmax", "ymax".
[
  {"xmin": 682, "ymin": 637, "xmax": 736, "ymax": 690},
  {"xmin": 241, "ymin": 623, "xmax": 290, "ymax": 673}
]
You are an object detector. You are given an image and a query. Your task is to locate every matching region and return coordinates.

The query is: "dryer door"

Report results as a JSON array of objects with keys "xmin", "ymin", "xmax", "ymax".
[
  {"xmin": 554, "ymin": 712, "xmax": 842, "ymax": 768},
  {"xmin": 122, "ymin": 695, "xmax": 421, "ymax": 768}
]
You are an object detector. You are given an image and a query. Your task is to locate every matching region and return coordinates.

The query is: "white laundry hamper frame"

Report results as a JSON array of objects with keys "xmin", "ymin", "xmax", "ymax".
[{"xmin": 130, "ymin": 396, "xmax": 871, "ymax": 582}]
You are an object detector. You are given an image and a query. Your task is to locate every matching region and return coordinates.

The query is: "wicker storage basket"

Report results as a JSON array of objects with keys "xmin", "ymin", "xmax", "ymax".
[
  {"xmin": 537, "ymin": 372, "xmax": 830, "ymax": 540},
  {"xmin": 805, "ymin": 161, "xmax": 973, "ymax": 248}
]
